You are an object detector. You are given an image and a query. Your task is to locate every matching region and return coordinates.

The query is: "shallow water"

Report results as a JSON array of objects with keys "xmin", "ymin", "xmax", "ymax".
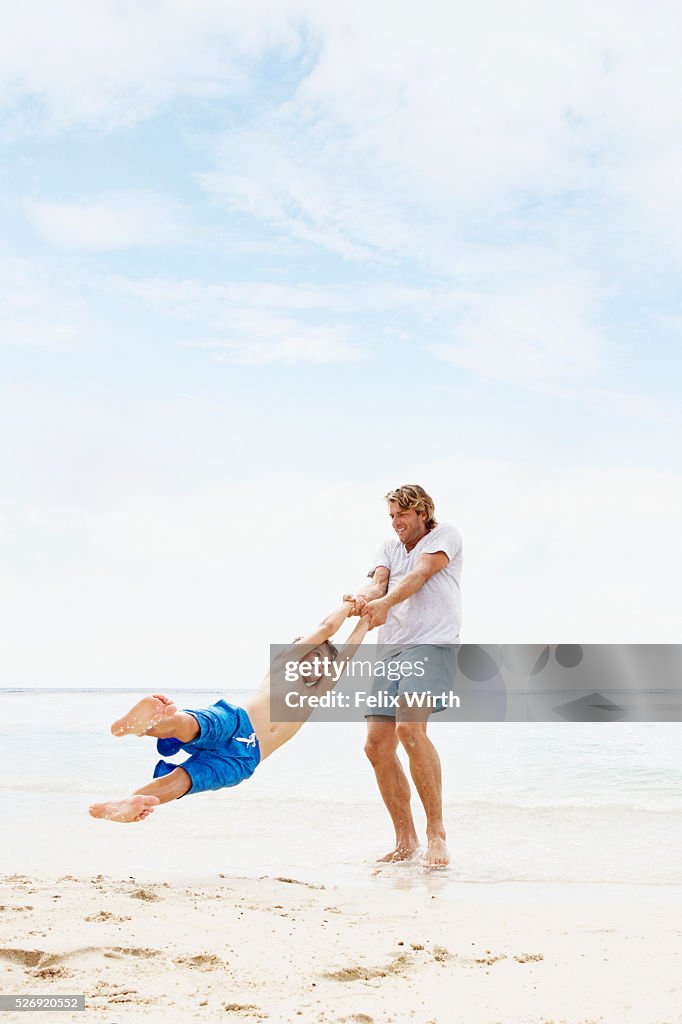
[{"xmin": 2, "ymin": 690, "xmax": 682, "ymax": 889}]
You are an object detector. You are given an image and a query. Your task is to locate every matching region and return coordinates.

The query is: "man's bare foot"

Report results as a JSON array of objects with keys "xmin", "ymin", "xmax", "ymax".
[
  {"xmin": 376, "ymin": 842, "xmax": 420, "ymax": 863},
  {"xmin": 89, "ymin": 795, "xmax": 160, "ymax": 823},
  {"xmin": 423, "ymin": 835, "xmax": 450, "ymax": 869},
  {"xmin": 111, "ymin": 695, "xmax": 177, "ymax": 737}
]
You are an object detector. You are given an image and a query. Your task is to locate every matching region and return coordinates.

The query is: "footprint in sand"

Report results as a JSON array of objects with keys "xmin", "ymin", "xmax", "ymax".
[
  {"xmin": 223, "ymin": 1005, "xmax": 268, "ymax": 1019},
  {"xmin": 325, "ymin": 952, "xmax": 414, "ymax": 982},
  {"xmin": 91, "ymin": 982, "xmax": 139, "ymax": 1001},
  {"xmin": 129, "ymin": 887, "xmax": 161, "ymax": 901},
  {"xmin": 103, "ymin": 947, "xmax": 161, "ymax": 960},
  {"xmin": 514, "ymin": 952, "xmax": 544, "ymax": 963},
  {"xmin": 275, "ymin": 876, "xmax": 326, "ymax": 890},
  {"xmin": 107, "ymin": 992, "xmax": 152, "ymax": 1005},
  {"xmin": 326, "ymin": 965, "xmax": 384, "ymax": 982},
  {"xmin": 0, "ymin": 945, "xmax": 163, "ymax": 973},
  {"xmin": 84, "ymin": 911, "xmax": 132, "ymax": 923},
  {"xmin": 0, "ymin": 948, "xmax": 52, "ymax": 969},
  {"xmin": 174, "ymin": 953, "xmax": 226, "ymax": 971},
  {"xmin": 0, "ymin": 948, "xmax": 72, "ymax": 979},
  {"xmin": 33, "ymin": 966, "xmax": 72, "ymax": 980}
]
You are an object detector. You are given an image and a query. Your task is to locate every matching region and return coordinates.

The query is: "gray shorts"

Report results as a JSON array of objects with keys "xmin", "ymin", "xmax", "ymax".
[{"xmin": 365, "ymin": 644, "xmax": 457, "ymax": 720}]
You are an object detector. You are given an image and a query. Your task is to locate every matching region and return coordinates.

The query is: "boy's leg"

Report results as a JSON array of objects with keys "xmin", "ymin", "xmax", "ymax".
[
  {"xmin": 111, "ymin": 694, "xmax": 200, "ymax": 743},
  {"xmin": 89, "ymin": 767, "xmax": 191, "ymax": 823}
]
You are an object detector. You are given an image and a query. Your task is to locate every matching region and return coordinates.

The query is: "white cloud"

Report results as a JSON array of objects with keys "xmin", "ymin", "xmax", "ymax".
[
  {"xmin": 3, "ymin": 1, "xmax": 682, "ymax": 265},
  {"xmin": 655, "ymin": 314, "xmax": 682, "ymax": 335},
  {"xmin": 4, "ymin": 1, "xmax": 682, "ymax": 286},
  {"xmin": 104, "ymin": 267, "xmax": 669, "ymax": 400},
  {"xmin": 0, "ymin": 254, "xmax": 85, "ymax": 347},
  {"xmin": 300, "ymin": 3, "xmax": 598, "ymax": 204},
  {"xmin": 191, "ymin": 0, "xmax": 682, "ymax": 345},
  {"xmin": 0, "ymin": 0, "xmax": 298, "ymax": 130},
  {"xmin": 107, "ymin": 275, "xmax": 373, "ymax": 364},
  {"xmin": 200, "ymin": 131, "xmax": 411, "ymax": 263},
  {"xmin": 187, "ymin": 3, "xmax": 682, "ymax": 396},
  {"xmin": 194, "ymin": 320, "xmax": 362, "ymax": 365},
  {"xmin": 547, "ymin": 385, "xmax": 671, "ymax": 422},
  {"xmin": 27, "ymin": 191, "xmax": 185, "ymax": 250},
  {"xmin": 198, "ymin": 4, "xmax": 606, "ymax": 258},
  {"xmin": 109, "ymin": 275, "xmax": 441, "ymax": 316},
  {"xmin": 431, "ymin": 283, "xmax": 609, "ymax": 386}
]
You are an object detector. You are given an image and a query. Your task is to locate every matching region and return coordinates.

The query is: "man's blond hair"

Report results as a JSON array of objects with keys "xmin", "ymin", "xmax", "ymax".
[{"xmin": 384, "ymin": 484, "xmax": 437, "ymax": 531}]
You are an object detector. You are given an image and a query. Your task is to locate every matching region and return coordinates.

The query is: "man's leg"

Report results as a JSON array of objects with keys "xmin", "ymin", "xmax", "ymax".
[
  {"xmin": 89, "ymin": 767, "xmax": 192, "ymax": 823},
  {"xmin": 364, "ymin": 719, "xmax": 419, "ymax": 862},
  {"xmin": 394, "ymin": 719, "xmax": 449, "ymax": 868}
]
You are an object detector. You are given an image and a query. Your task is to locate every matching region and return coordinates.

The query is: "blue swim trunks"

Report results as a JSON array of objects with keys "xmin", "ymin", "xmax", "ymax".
[{"xmin": 152, "ymin": 699, "xmax": 261, "ymax": 797}]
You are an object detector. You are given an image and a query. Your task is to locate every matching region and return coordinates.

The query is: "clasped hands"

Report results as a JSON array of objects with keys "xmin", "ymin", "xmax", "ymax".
[{"xmin": 343, "ymin": 593, "xmax": 389, "ymax": 630}]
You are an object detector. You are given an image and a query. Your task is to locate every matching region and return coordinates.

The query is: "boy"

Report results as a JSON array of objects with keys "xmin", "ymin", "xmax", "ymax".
[{"xmin": 89, "ymin": 601, "xmax": 367, "ymax": 823}]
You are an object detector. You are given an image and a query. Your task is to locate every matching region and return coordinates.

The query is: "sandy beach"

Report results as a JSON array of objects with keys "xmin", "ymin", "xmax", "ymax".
[
  {"xmin": 2, "ymin": 871, "xmax": 681, "ymax": 1023},
  {"xmin": 3, "ymin": 695, "xmax": 682, "ymax": 1022}
]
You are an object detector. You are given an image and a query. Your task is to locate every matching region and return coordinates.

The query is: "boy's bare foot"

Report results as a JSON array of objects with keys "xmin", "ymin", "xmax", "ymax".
[
  {"xmin": 423, "ymin": 835, "xmax": 450, "ymax": 869},
  {"xmin": 376, "ymin": 841, "xmax": 419, "ymax": 863},
  {"xmin": 89, "ymin": 795, "xmax": 160, "ymax": 823},
  {"xmin": 111, "ymin": 695, "xmax": 177, "ymax": 737}
]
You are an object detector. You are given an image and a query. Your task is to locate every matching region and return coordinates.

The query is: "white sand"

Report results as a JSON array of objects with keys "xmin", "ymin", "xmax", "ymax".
[{"xmin": 2, "ymin": 872, "xmax": 681, "ymax": 1023}]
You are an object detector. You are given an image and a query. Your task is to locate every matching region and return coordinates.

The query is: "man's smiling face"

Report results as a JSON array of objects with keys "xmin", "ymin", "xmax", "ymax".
[{"xmin": 388, "ymin": 501, "xmax": 428, "ymax": 550}]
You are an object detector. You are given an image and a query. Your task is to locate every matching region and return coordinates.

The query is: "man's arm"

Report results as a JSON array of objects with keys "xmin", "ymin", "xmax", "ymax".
[
  {"xmin": 362, "ymin": 552, "xmax": 449, "ymax": 630},
  {"xmin": 343, "ymin": 566, "xmax": 389, "ymax": 614}
]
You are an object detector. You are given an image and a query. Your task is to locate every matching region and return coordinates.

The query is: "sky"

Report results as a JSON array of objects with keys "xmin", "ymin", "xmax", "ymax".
[{"xmin": 1, "ymin": 0, "xmax": 681, "ymax": 687}]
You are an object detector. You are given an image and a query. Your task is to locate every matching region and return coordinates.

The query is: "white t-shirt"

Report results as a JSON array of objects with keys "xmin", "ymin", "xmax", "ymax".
[{"xmin": 369, "ymin": 522, "xmax": 463, "ymax": 652}]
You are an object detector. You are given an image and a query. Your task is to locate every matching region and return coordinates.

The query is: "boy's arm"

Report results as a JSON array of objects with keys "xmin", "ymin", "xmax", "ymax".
[
  {"xmin": 299, "ymin": 601, "xmax": 353, "ymax": 650},
  {"xmin": 271, "ymin": 601, "xmax": 353, "ymax": 672},
  {"xmin": 333, "ymin": 615, "xmax": 370, "ymax": 673}
]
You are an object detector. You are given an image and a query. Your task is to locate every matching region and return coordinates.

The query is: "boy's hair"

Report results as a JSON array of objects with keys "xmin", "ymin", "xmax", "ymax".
[
  {"xmin": 384, "ymin": 484, "xmax": 437, "ymax": 530},
  {"xmin": 292, "ymin": 638, "xmax": 338, "ymax": 661},
  {"xmin": 290, "ymin": 638, "xmax": 339, "ymax": 686}
]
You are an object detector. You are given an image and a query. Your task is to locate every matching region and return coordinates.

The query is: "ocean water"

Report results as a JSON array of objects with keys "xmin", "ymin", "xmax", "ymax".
[{"xmin": 2, "ymin": 689, "xmax": 682, "ymax": 891}]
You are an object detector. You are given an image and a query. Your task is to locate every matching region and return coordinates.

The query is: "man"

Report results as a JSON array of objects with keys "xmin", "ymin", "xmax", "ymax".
[
  {"xmin": 89, "ymin": 601, "xmax": 368, "ymax": 823},
  {"xmin": 345, "ymin": 484, "xmax": 462, "ymax": 868}
]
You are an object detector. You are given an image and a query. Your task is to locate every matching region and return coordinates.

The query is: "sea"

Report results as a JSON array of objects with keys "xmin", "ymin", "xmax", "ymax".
[{"xmin": 2, "ymin": 688, "xmax": 682, "ymax": 894}]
